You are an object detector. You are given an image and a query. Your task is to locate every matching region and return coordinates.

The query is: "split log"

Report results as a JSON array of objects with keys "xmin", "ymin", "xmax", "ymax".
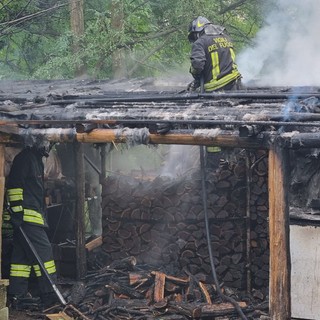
[
  {"xmin": 201, "ymin": 301, "xmax": 247, "ymax": 317},
  {"xmin": 85, "ymin": 236, "xmax": 102, "ymax": 252},
  {"xmin": 153, "ymin": 271, "xmax": 166, "ymax": 302}
]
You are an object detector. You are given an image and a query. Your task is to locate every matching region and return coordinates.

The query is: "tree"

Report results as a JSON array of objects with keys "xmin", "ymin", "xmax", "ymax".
[{"xmin": 0, "ymin": 0, "xmax": 264, "ymax": 80}]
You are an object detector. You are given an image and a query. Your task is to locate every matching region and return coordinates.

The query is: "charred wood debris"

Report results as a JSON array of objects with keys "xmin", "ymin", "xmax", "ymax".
[{"xmin": 43, "ymin": 254, "xmax": 268, "ymax": 320}]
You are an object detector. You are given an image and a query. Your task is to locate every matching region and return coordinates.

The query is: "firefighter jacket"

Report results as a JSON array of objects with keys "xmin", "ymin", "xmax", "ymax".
[
  {"xmin": 190, "ymin": 25, "xmax": 241, "ymax": 92},
  {"xmin": 6, "ymin": 148, "xmax": 47, "ymax": 227}
]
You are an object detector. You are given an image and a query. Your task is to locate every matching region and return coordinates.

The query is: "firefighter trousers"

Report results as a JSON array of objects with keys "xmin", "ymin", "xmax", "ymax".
[{"xmin": 8, "ymin": 223, "xmax": 57, "ymax": 296}]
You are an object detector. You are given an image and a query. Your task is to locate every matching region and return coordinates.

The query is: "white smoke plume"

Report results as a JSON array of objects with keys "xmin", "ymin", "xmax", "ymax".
[{"xmin": 237, "ymin": 0, "xmax": 320, "ymax": 86}]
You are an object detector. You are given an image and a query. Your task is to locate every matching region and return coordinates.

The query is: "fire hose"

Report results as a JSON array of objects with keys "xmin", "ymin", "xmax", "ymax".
[
  {"xmin": 17, "ymin": 226, "xmax": 67, "ymax": 306},
  {"xmin": 199, "ymin": 146, "xmax": 248, "ymax": 320}
]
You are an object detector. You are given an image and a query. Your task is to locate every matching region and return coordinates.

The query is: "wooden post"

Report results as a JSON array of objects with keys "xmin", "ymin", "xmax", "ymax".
[
  {"xmin": 245, "ymin": 150, "xmax": 252, "ymax": 294},
  {"xmin": 268, "ymin": 140, "xmax": 291, "ymax": 319},
  {"xmin": 74, "ymin": 141, "xmax": 87, "ymax": 279},
  {"xmin": 0, "ymin": 145, "xmax": 5, "ymax": 278},
  {"xmin": 100, "ymin": 144, "xmax": 107, "ymax": 183}
]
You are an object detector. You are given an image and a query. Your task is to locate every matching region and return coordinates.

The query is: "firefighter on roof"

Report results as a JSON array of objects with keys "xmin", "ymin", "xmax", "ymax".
[{"xmin": 187, "ymin": 16, "xmax": 242, "ymax": 92}]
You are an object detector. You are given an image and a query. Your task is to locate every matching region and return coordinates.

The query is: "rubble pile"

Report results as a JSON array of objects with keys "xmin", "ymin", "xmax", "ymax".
[{"xmin": 64, "ymin": 256, "xmax": 268, "ymax": 320}]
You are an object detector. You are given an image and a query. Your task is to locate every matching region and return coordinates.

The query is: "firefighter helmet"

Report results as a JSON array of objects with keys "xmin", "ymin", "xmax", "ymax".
[{"xmin": 188, "ymin": 16, "xmax": 211, "ymax": 42}]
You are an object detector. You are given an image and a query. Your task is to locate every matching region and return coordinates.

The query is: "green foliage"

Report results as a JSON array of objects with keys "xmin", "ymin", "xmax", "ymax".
[{"xmin": 0, "ymin": 0, "xmax": 264, "ymax": 80}]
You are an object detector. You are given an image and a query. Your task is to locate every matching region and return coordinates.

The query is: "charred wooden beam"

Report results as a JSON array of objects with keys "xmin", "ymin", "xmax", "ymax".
[
  {"xmin": 268, "ymin": 139, "xmax": 291, "ymax": 319},
  {"xmin": 1, "ymin": 118, "xmax": 320, "ymax": 127},
  {"xmin": 281, "ymin": 132, "xmax": 320, "ymax": 149},
  {"xmin": 8, "ymin": 127, "xmax": 320, "ymax": 151},
  {"xmin": 50, "ymin": 92, "xmax": 320, "ymax": 105},
  {"xmin": 76, "ymin": 129, "xmax": 266, "ymax": 149}
]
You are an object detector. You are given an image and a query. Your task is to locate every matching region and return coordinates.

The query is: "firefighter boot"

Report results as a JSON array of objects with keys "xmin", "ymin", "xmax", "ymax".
[{"xmin": 9, "ymin": 293, "xmax": 42, "ymax": 311}]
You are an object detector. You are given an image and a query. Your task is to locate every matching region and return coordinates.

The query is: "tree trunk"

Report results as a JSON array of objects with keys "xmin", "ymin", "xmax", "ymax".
[
  {"xmin": 70, "ymin": 0, "xmax": 86, "ymax": 77},
  {"xmin": 110, "ymin": 0, "xmax": 126, "ymax": 79}
]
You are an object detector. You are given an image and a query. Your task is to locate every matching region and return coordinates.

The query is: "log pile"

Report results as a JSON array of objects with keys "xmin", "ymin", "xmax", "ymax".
[
  {"xmin": 100, "ymin": 149, "xmax": 269, "ymax": 295},
  {"xmin": 247, "ymin": 151, "xmax": 269, "ymax": 292}
]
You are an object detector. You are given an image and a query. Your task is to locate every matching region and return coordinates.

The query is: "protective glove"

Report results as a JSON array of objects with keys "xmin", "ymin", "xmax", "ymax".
[{"xmin": 187, "ymin": 80, "xmax": 200, "ymax": 92}]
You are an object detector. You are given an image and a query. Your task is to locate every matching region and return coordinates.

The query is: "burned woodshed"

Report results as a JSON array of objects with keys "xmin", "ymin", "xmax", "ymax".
[{"xmin": 1, "ymin": 78, "xmax": 320, "ymax": 320}]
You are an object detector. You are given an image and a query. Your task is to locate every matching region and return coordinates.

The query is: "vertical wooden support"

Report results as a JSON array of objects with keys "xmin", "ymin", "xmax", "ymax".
[
  {"xmin": 74, "ymin": 142, "xmax": 87, "ymax": 279},
  {"xmin": 0, "ymin": 145, "xmax": 5, "ymax": 278},
  {"xmin": 100, "ymin": 144, "xmax": 107, "ymax": 183},
  {"xmin": 245, "ymin": 150, "xmax": 252, "ymax": 294},
  {"xmin": 268, "ymin": 142, "xmax": 291, "ymax": 319}
]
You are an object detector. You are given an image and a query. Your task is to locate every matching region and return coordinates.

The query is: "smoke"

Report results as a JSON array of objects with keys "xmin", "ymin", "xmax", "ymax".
[
  {"xmin": 237, "ymin": 0, "xmax": 320, "ymax": 86},
  {"xmin": 160, "ymin": 145, "xmax": 200, "ymax": 178}
]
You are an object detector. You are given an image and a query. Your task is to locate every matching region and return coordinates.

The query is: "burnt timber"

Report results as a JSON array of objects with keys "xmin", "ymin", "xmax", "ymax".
[{"xmin": 1, "ymin": 79, "xmax": 320, "ymax": 319}]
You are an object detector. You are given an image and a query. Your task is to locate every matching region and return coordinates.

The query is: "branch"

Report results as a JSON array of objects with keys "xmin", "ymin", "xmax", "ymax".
[
  {"xmin": 219, "ymin": 0, "xmax": 247, "ymax": 15},
  {"xmin": 0, "ymin": 2, "xmax": 68, "ymax": 34},
  {"xmin": 127, "ymin": 36, "xmax": 171, "ymax": 76},
  {"xmin": 121, "ymin": 27, "xmax": 178, "ymax": 48}
]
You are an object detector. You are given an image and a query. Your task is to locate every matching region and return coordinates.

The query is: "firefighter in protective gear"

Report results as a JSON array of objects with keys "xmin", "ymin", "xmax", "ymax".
[
  {"xmin": 1, "ymin": 208, "xmax": 13, "ymax": 279},
  {"xmin": 187, "ymin": 16, "xmax": 242, "ymax": 92},
  {"xmin": 6, "ymin": 146, "xmax": 58, "ymax": 310}
]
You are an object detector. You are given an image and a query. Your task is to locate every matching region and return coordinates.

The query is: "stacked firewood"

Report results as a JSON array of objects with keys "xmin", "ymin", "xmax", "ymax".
[
  {"xmin": 100, "ymin": 149, "xmax": 269, "ymax": 294},
  {"xmin": 248, "ymin": 151, "xmax": 269, "ymax": 292}
]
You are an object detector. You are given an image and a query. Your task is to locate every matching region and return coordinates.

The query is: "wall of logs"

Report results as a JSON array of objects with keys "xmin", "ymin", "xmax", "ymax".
[{"xmin": 101, "ymin": 149, "xmax": 269, "ymax": 295}]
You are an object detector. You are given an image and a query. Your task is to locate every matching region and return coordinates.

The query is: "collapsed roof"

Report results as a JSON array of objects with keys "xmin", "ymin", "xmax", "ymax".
[{"xmin": 0, "ymin": 78, "xmax": 320, "ymax": 128}]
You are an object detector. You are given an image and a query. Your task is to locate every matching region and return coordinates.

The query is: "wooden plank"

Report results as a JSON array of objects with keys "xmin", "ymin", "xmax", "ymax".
[
  {"xmin": 198, "ymin": 282, "xmax": 212, "ymax": 304},
  {"xmin": 45, "ymin": 312, "xmax": 73, "ymax": 320},
  {"xmin": 268, "ymin": 142, "xmax": 291, "ymax": 319},
  {"xmin": 85, "ymin": 236, "xmax": 102, "ymax": 251},
  {"xmin": 201, "ymin": 301, "xmax": 247, "ymax": 316},
  {"xmin": 0, "ymin": 280, "xmax": 9, "ymax": 286},
  {"xmin": 74, "ymin": 142, "xmax": 87, "ymax": 279},
  {"xmin": 165, "ymin": 274, "xmax": 189, "ymax": 284},
  {"xmin": 153, "ymin": 271, "xmax": 166, "ymax": 302}
]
